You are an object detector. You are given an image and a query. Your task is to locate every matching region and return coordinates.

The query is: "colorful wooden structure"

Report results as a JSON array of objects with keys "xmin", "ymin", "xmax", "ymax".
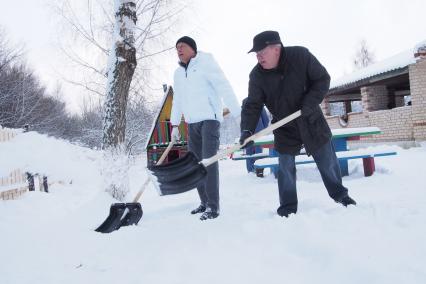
[{"xmin": 145, "ymin": 86, "xmax": 189, "ymax": 166}]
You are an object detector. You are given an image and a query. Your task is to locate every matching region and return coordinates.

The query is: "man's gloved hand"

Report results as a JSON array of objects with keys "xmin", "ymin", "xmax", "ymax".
[
  {"xmin": 171, "ymin": 126, "xmax": 181, "ymax": 142},
  {"xmin": 301, "ymin": 105, "xmax": 320, "ymax": 124},
  {"xmin": 239, "ymin": 130, "xmax": 254, "ymax": 149}
]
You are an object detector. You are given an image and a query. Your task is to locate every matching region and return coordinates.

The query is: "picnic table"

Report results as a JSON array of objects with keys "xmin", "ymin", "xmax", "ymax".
[{"xmin": 233, "ymin": 127, "xmax": 396, "ymax": 177}]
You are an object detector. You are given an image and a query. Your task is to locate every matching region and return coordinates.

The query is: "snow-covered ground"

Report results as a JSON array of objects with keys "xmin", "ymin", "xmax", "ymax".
[{"xmin": 1, "ymin": 131, "xmax": 425, "ymax": 284}]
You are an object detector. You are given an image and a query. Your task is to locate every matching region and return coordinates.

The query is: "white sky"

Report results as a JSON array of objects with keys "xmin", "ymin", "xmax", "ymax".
[{"xmin": 1, "ymin": 0, "xmax": 425, "ymax": 113}]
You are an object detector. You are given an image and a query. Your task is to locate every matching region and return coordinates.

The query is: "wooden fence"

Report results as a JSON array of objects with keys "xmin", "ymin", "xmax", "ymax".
[{"xmin": 0, "ymin": 126, "xmax": 28, "ymax": 200}]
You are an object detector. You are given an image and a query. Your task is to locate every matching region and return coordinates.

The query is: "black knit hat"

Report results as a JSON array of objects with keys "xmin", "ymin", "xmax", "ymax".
[
  {"xmin": 176, "ymin": 36, "xmax": 197, "ymax": 53},
  {"xmin": 248, "ymin": 31, "xmax": 282, "ymax": 53}
]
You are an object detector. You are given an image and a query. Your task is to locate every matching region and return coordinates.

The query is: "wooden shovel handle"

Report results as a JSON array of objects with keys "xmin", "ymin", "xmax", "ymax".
[
  {"xmin": 132, "ymin": 141, "xmax": 174, "ymax": 202},
  {"xmin": 156, "ymin": 141, "xmax": 174, "ymax": 165},
  {"xmin": 201, "ymin": 110, "xmax": 302, "ymax": 167}
]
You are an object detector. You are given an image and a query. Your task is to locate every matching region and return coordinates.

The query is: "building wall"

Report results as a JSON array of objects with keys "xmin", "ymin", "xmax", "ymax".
[
  {"xmin": 321, "ymin": 96, "xmax": 330, "ymax": 116},
  {"xmin": 325, "ymin": 57, "xmax": 426, "ymax": 144},
  {"xmin": 326, "ymin": 106, "xmax": 413, "ymax": 143},
  {"xmin": 361, "ymin": 85, "xmax": 389, "ymax": 112},
  {"xmin": 410, "ymin": 59, "xmax": 426, "ymax": 141}
]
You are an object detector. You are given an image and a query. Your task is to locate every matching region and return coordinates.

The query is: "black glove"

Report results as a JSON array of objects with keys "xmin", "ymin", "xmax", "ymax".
[
  {"xmin": 239, "ymin": 130, "xmax": 254, "ymax": 149},
  {"xmin": 301, "ymin": 105, "xmax": 321, "ymax": 124}
]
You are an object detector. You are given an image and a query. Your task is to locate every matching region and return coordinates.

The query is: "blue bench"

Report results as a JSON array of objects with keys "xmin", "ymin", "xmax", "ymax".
[
  {"xmin": 232, "ymin": 148, "xmax": 306, "ymax": 161},
  {"xmin": 254, "ymin": 149, "xmax": 397, "ymax": 177},
  {"xmin": 231, "ymin": 152, "xmax": 271, "ymax": 161}
]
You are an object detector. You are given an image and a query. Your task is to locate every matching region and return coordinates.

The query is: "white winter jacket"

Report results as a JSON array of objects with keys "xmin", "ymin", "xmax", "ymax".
[{"xmin": 170, "ymin": 51, "xmax": 241, "ymax": 126}]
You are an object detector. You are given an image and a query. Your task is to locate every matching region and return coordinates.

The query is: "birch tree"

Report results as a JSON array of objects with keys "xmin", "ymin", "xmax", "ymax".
[
  {"xmin": 101, "ymin": 0, "xmax": 137, "ymax": 200},
  {"xmin": 53, "ymin": 0, "xmax": 189, "ymax": 152}
]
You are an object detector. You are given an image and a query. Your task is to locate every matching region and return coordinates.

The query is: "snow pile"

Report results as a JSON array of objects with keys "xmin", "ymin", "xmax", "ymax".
[
  {"xmin": 0, "ymin": 131, "xmax": 100, "ymax": 185},
  {"xmin": 1, "ymin": 131, "xmax": 426, "ymax": 284}
]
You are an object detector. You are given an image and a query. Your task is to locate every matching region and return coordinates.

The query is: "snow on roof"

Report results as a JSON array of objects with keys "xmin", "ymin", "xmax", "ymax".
[
  {"xmin": 330, "ymin": 48, "xmax": 417, "ymax": 90},
  {"xmin": 414, "ymin": 40, "xmax": 426, "ymax": 53}
]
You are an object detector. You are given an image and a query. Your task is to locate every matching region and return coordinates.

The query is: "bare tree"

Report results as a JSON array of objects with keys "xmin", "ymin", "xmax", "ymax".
[
  {"xmin": 52, "ymin": 0, "xmax": 188, "ymax": 152},
  {"xmin": 101, "ymin": 0, "xmax": 138, "ymax": 200},
  {"xmin": 0, "ymin": 64, "xmax": 46, "ymax": 127},
  {"xmin": 0, "ymin": 28, "xmax": 81, "ymax": 141},
  {"xmin": 77, "ymin": 97, "xmax": 104, "ymax": 148},
  {"xmin": 353, "ymin": 39, "xmax": 375, "ymax": 69},
  {"xmin": 103, "ymin": 1, "xmax": 137, "ymax": 148},
  {"xmin": 0, "ymin": 28, "xmax": 24, "ymax": 72},
  {"xmin": 52, "ymin": 0, "xmax": 189, "ymax": 97}
]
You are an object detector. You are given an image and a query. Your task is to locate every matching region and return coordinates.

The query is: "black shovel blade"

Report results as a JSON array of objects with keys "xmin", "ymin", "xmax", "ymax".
[
  {"xmin": 148, "ymin": 152, "xmax": 200, "ymax": 183},
  {"xmin": 95, "ymin": 203, "xmax": 127, "ymax": 233},
  {"xmin": 156, "ymin": 163, "xmax": 208, "ymax": 195},
  {"xmin": 119, "ymin": 203, "xmax": 143, "ymax": 227},
  {"xmin": 95, "ymin": 203, "xmax": 143, "ymax": 233},
  {"xmin": 152, "ymin": 157, "xmax": 205, "ymax": 185}
]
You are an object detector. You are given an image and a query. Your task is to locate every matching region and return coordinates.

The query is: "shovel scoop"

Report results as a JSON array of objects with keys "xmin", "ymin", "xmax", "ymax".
[
  {"xmin": 149, "ymin": 110, "xmax": 302, "ymax": 195},
  {"xmin": 95, "ymin": 142, "xmax": 174, "ymax": 233}
]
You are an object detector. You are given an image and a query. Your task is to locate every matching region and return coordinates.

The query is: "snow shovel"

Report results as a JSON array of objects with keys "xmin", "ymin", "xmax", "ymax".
[
  {"xmin": 95, "ymin": 141, "xmax": 175, "ymax": 233},
  {"xmin": 149, "ymin": 110, "xmax": 302, "ymax": 195}
]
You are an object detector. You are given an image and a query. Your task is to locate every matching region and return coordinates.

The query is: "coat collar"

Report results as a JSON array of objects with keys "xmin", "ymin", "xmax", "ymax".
[{"xmin": 178, "ymin": 52, "xmax": 201, "ymax": 69}]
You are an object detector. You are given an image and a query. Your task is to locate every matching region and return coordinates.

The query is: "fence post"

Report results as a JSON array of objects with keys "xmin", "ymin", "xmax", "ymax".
[
  {"xmin": 43, "ymin": 176, "xmax": 49, "ymax": 193},
  {"xmin": 26, "ymin": 172, "xmax": 35, "ymax": 191}
]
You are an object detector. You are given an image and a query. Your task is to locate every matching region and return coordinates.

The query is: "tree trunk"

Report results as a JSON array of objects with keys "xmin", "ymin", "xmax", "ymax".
[
  {"xmin": 102, "ymin": 1, "xmax": 137, "ymax": 200},
  {"xmin": 102, "ymin": 1, "xmax": 137, "ymax": 148}
]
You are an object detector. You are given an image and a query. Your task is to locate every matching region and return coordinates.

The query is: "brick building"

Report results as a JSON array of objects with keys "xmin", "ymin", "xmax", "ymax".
[{"xmin": 322, "ymin": 41, "xmax": 426, "ymax": 146}]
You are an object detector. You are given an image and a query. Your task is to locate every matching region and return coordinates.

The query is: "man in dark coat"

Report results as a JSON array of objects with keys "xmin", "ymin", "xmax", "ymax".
[{"xmin": 240, "ymin": 30, "xmax": 356, "ymax": 217}]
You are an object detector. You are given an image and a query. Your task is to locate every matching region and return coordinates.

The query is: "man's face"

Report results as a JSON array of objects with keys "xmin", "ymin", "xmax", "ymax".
[
  {"xmin": 256, "ymin": 45, "xmax": 281, "ymax": 69},
  {"xmin": 176, "ymin": 42, "xmax": 196, "ymax": 64}
]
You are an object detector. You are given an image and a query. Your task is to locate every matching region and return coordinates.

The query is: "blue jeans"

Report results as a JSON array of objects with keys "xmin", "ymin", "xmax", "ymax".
[
  {"xmin": 277, "ymin": 140, "xmax": 349, "ymax": 214},
  {"xmin": 245, "ymin": 145, "xmax": 263, "ymax": 172}
]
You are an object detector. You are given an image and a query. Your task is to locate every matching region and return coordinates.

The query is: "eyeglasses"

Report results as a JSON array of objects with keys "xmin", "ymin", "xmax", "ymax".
[{"xmin": 255, "ymin": 45, "xmax": 272, "ymax": 56}]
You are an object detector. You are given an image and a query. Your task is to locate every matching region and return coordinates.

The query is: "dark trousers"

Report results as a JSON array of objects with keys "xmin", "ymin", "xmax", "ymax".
[
  {"xmin": 277, "ymin": 140, "xmax": 349, "ymax": 214},
  {"xmin": 188, "ymin": 120, "xmax": 220, "ymax": 212}
]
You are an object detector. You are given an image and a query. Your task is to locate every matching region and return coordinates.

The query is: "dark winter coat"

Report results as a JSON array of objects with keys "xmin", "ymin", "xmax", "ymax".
[{"xmin": 241, "ymin": 46, "xmax": 332, "ymax": 155}]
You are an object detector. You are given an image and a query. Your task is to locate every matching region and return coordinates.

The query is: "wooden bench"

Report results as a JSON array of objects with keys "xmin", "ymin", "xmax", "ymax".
[{"xmin": 254, "ymin": 149, "xmax": 397, "ymax": 177}]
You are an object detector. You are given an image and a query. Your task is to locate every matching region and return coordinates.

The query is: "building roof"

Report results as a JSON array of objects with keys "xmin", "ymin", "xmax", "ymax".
[
  {"xmin": 330, "ymin": 40, "xmax": 426, "ymax": 91},
  {"xmin": 330, "ymin": 49, "xmax": 416, "ymax": 91}
]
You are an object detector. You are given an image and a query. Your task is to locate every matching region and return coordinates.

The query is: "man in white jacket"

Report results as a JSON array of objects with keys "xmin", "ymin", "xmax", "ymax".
[{"xmin": 170, "ymin": 36, "xmax": 240, "ymax": 220}]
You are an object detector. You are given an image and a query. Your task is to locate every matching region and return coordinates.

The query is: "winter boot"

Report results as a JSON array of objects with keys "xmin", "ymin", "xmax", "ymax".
[
  {"xmin": 276, "ymin": 206, "xmax": 296, "ymax": 218},
  {"xmin": 336, "ymin": 195, "xmax": 357, "ymax": 207},
  {"xmin": 255, "ymin": 168, "xmax": 264, "ymax": 178},
  {"xmin": 200, "ymin": 208, "xmax": 219, "ymax": 220},
  {"xmin": 191, "ymin": 205, "xmax": 206, "ymax": 214}
]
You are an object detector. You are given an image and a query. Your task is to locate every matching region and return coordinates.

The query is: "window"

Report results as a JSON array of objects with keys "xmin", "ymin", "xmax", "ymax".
[
  {"xmin": 329, "ymin": 102, "xmax": 345, "ymax": 116},
  {"xmin": 351, "ymin": 100, "xmax": 363, "ymax": 113}
]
